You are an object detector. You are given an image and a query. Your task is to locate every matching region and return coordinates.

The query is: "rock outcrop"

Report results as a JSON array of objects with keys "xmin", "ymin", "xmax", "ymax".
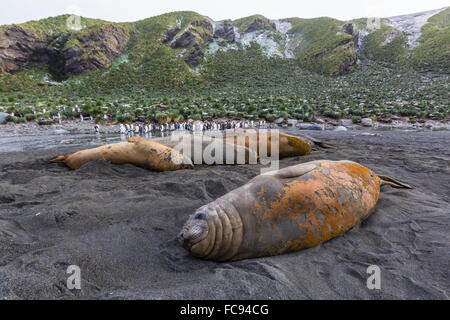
[
  {"xmin": 0, "ymin": 24, "xmax": 130, "ymax": 76},
  {"xmin": 245, "ymin": 18, "xmax": 273, "ymax": 32},
  {"xmin": 0, "ymin": 26, "xmax": 50, "ymax": 73},
  {"xmin": 213, "ymin": 20, "xmax": 235, "ymax": 42},
  {"xmin": 171, "ymin": 20, "xmax": 213, "ymax": 66},
  {"xmin": 59, "ymin": 24, "xmax": 130, "ymax": 76}
]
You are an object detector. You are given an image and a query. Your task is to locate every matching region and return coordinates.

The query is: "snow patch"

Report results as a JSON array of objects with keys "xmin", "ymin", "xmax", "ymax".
[
  {"xmin": 386, "ymin": 7, "xmax": 447, "ymax": 48},
  {"xmin": 356, "ymin": 29, "xmax": 369, "ymax": 50},
  {"xmin": 271, "ymin": 19, "xmax": 295, "ymax": 58},
  {"xmin": 176, "ymin": 17, "xmax": 183, "ymax": 29},
  {"xmin": 270, "ymin": 20, "xmax": 291, "ymax": 34},
  {"xmin": 43, "ymin": 74, "xmax": 62, "ymax": 86},
  {"xmin": 239, "ymin": 31, "xmax": 285, "ymax": 57},
  {"xmin": 205, "ymin": 39, "xmax": 238, "ymax": 55}
]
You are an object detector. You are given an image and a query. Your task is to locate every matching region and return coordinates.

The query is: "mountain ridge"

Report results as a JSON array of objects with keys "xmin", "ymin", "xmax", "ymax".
[{"xmin": 0, "ymin": 7, "xmax": 448, "ymax": 79}]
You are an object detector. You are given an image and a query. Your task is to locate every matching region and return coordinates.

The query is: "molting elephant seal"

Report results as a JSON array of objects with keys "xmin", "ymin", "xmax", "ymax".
[
  {"xmin": 222, "ymin": 129, "xmax": 334, "ymax": 158},
  {"xmin": 51, "ymin": 136, "xmax": 193, "ymax": 171},
  {"xmin": 179, "ymin": 160, "xmax": 412, "ymax": 261}
]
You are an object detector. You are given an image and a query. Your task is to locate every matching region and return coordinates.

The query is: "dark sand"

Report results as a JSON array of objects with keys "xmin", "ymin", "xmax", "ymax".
[{"xmin": 0, "ymin": 129, "xmax": 448, "ymax": 299}]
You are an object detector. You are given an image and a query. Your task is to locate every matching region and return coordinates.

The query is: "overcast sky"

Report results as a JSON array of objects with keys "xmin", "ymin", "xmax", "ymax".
[{"xmin": 1, "ymin": 0, "xmax": 448, "ymax": 25}]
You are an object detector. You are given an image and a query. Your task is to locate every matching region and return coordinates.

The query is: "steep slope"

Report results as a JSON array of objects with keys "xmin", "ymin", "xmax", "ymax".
[
  {"xmin": 356, "ymin": 7, "xmax": 449, "ymax": 71},
  {"xmin": 0, "ymin": 8, "xmax": 449, "ymax": 81},
  {"xmin": 285, "ymin": 17, "xmax": 357, "ymax": 75},
  {"xmin": 410, "ymin": 7, "xmax": 450, "ymax": 71}
]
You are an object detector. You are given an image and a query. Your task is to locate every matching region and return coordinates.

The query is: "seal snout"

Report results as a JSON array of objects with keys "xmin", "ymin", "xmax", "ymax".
[
  {"xmin": 178, "ymin": 213, "xmax": 209, "ymax": 251},
  {"xmin": 178, "ymin": 231, "xmax": 186, "ymax": 244}
]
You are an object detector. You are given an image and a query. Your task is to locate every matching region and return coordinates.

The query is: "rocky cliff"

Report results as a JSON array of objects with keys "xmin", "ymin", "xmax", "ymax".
[{"xmin": 0, "ymin": 22, "xmax": 130, "ymax": 77}]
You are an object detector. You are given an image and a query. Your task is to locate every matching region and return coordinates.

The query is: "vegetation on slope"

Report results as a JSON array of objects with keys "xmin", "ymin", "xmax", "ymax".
[
  {"xmin": 0, "ymin": 10, "xmax": 449, "ymax": 125},
  {"xmin": 285, "ymin": 17, "xmax": 357, "ymax": 76},
  {"xmin": 410, "ymin": 7, "xmax": 450, "ymax": 72},
  {"xmin": 364, "ymin": 24, "xmax": 409, "ymax": 64}
]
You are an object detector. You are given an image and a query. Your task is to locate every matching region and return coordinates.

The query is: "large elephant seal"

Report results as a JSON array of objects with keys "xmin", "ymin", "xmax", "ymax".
[
  {"xmin": 178, "ymin": 160, "xmax": 412, "ymax": 261},
  {"xmin": 51, "ymin": 137, "xmax": 193, "ymax": 171}
]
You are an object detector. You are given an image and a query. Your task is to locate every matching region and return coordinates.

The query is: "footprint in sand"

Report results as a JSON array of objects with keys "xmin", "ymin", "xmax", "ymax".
[{"xmin": 0, "ymin": 219, "xmax": 37, "ymax": 244}]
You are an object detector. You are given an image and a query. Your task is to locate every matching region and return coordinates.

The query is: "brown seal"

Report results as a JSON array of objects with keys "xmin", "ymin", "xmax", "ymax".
[
  {"xmin": 178, "ymin": 160, "xmax": 412, "ymax": 261},
  {"xmin": 151, "ymin": 134, "xmax": 257, "ymax": 164},
  {"xmin": 51, "ymin": 136, "xmax": 193, "ymax": 171},
  {"xmin": 152, "ymin": 130, "xmax": 333, "ymax": 164},
  {"xmin": 220, "ymin": 129, "xmax": 334, "ymax": 158}
]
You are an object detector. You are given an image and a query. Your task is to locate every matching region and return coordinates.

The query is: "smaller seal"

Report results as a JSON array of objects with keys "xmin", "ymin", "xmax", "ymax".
[
  {"xmin": 222, "ymin": 129, "xmax": 334, "ymax": 159},
  {"xmin": 51, "ymin": 137, "xmax": 193, "ymax": 171}
]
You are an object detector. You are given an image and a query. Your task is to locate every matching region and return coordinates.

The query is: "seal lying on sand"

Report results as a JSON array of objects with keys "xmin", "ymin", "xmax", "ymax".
[
  {"xmin": 179, "ymin": 160, "xmax": 413, "ymax": 261},
  {"xmin": 51, "ymin": 137, "xmax": 193, "ymax": 171},
  {"xmin": 151, "ymin": 134, "xmax": 258, "ymax": 164},
  {"xmin": 221, "ymin": 129, "xmax": 334, "ymax": 158},
  {"xmin": 153, "ymin": 130, "xmax": 333, "ymax": 164}
]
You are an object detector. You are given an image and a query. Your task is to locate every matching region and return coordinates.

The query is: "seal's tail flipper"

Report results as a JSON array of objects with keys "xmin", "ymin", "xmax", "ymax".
[
  {"xmin": 295, "ymin": 133, "xmax": 336, "ymax": 149},
  {"xmin": 50, "ymin": 156, "xmax": 66, "ymax": 163},
  {"xmin": 314, "ymin": 140, "xmax": 336, "ymax": 149},
  {"xmin": 377, "ymin": 174, "xmax": 413, "ymax": 189}
]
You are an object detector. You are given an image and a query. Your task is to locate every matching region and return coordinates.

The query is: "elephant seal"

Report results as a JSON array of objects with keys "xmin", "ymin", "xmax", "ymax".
[
  {"xmin": 151, "ymin": 134, "xmax": 258, "ymax": 164},
  {"xmin": 51, "ymin": 136, "xmax": 193, "ymax": 171},
  {"xmin": 221, "ymin": 129, "xmax": 334, "ymax": 159},
  {"xmin": 178, "ymin": 160, "xmax": 412, "ymax": 261},
  {"xmin": 153, "ymin": 130, "xmax": 333, "ymax": 164}
]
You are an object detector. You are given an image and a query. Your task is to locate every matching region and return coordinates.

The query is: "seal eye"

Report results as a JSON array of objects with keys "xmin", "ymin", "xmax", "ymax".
[
  {"xmin": 194, "ymin": 213, "xmax": 206, "ymax": 220},
  {"xmin": 369, "ymin": 174, "xmax": 374, "ymax": 177}
]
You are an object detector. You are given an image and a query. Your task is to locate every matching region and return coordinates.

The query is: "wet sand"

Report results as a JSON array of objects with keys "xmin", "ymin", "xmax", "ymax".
[{"xmin": 0, "ymin": 129, "xmax": 448, "ymax": 299}]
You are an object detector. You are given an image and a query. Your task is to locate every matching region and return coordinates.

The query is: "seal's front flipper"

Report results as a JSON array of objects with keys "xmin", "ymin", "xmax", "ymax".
[
  {"xmin": 262, "ymin": 162, "xmax": 318, "ymax": 179},
  {"xmin": 377, "ymin": 174, "xmax": 413, "ymax": 189}
]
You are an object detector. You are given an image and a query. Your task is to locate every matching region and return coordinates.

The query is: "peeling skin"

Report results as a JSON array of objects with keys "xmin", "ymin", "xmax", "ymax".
[
  {"xmin": 179, "ymin": 160, "xmax": 412, "ymax": 262},
  {"xmin": 50, "ymin": 136, "xmax": 193, "ymax": 171}
]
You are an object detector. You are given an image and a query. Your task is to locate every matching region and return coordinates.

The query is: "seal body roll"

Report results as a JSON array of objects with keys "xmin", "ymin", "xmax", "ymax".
[
  {"xmin": 179, "ymin": 160, "xmax": 412, "ymax": 261},
  {"xmin": 51, "ymin": 137, "xmax": 193, "ymax": 171}
]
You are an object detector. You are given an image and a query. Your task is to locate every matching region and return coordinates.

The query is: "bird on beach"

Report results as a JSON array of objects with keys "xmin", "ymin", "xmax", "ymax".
[{"xmin": 119, "ymin": 124, "xmax": 127, "ymax": 134}]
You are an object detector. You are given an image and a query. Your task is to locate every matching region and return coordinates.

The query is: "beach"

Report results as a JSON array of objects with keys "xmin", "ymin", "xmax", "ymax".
[{"xmin": 0, "ymin": 127, "xmax": 448, "ymax": 299}]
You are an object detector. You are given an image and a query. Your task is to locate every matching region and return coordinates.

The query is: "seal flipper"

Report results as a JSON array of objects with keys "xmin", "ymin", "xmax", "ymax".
[
  {"xmin": 262, "ymin": 162, "xmax": 318, "ymax": 179},
  {"xmin": 377, "ymin": 174, "xmax": 413, "ymax": 189},
  {"xmin": 295, "ymin": 133, "xmax": 336, "ymax": 149},
  {"xmin": 50, "ymin": 155, "xmax": 67, "ymax": 163}
]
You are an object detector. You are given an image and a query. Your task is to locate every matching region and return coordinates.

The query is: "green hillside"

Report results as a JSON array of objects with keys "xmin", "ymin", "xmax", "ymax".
[
  {"xmin": 410, "ymin": 7, "xmax": 450, "ymax": 71},
  {"xmin": 0, "ymin": 9, "xmax": 448, "ymax": 124}
]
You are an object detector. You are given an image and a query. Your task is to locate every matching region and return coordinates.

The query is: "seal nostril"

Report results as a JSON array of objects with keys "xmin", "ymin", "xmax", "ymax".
[{"xmin": 178, "ymin": 232, "xmax": 185, "ymax": 243}]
